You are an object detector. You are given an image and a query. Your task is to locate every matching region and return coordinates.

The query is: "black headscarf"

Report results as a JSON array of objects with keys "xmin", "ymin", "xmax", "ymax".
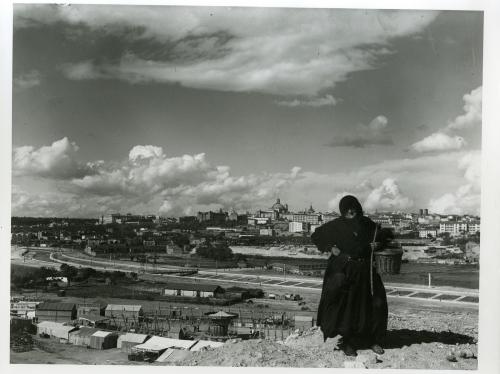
[{"xmin": 339, "ymin": 195, "xmax": 363, "ymax": 217}]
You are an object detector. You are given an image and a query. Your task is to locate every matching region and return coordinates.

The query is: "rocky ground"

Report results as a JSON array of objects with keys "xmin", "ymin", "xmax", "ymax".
[
  {"xmin": 11, "ymin": 309, "xmax": 478, "ymax": 368},
  {"xmin": 167, "ymin": 310, "xmax": 478, "ymax": 369}
]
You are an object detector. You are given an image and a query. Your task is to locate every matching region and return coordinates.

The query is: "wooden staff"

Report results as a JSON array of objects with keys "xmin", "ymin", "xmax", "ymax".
[{"xmin": 370, "ymin": 225, "xmax": 378, "ymax": 297}]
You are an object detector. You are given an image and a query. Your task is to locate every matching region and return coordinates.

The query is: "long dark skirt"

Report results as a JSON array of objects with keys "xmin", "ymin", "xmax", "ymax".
[{"xmin": 317, "ymin": 255, "xmax": 388, "ymax": 342}]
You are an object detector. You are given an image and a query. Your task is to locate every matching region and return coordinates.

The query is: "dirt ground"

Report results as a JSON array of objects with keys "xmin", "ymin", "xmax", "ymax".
[
  {"xmin": 10, "ymin": 308, "xmax": 478, "ymax": 369},
  {"xmin": 10, "ymin": 336, "xmax": 138, "ymax": 365},
  {"xmin": 166, "ymin": 310, "xmax": 478, "ymax": 369}
]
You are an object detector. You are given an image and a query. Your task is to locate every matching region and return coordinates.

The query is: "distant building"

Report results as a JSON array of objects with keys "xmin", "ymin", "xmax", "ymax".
[
  {"xmin": 197, "ymin": 210, "xmax": 227, "ymax": 224},
  {"xmin": 259, "ymin": 228, "xmax": 275, "ymax": 236},
  {"xmin": 468, "ymin": 221, "xmax": 480, "ymax": 234},
  {"xmin": 465, "ymin": 241, "xmax": 480, "ymax": 262},
  {"xmin": 439, "ymin": 221, "xmax": 468, "ymax": 235},
  {"xmin": 10, "ymin": 300, "xmax": 40, "ymax": 319},
  {"xmin": 227, "ymin": 208, "xmax": 238, "ymax": 221},
  {"xmin": 419, "ymin": 227, "xmax": 438, "ymax": 238},
  {"xmin": 69, "ymin": 327, "xmax": 100, "ymax": 347},
  {"xmin": 36, "ymin": 302, "xmax": 77, "ymax": 322},
  {"xmin": 105, "ymin": 304, "xmax": 143, "ymax": 321},
  {"xmin": 166, "ymin": 241, "xmax": 183, "ymax": 255},
  {"xmin": 247, "ymin": 216, "xmax": 271, "ymax": 225},
  {"xmin": 281, "ymin": 211, "xmax": 320, "ymax": 225},
  {"xmin": 37, "ymin": 321, "xmax": 77, "ymax": 340},
  {"xmin": 179, "ymin": 216, "xmax": 198, "ymax": 224},
  {"xmin": 102, "ymin": 213, "xmax": 153, "ymax": 225},
  {"xmin": 163, "ymin": 282, "xmax": 225, "ymax": 298},
  {"xmin": 270, "ymin": 197, "xmax": 289, "ymax": 215},
  {"xmin": 77, "ymin": 303, "xmax": 105, "ymax": 317},
  {"xmin": 321, "ymin": 212, "xmax": 339, "ymax": 223},
  {"xmin": 310, "ymin": 224, "xmax": 321, "ymax": 234},
  {"xmin": 289, "ymin": 221, "xmax": 309, "ymax": 233}
]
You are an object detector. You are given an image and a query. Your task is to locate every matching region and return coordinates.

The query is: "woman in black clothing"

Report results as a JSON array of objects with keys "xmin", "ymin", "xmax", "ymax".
[{"xmin": 311, "ymin": 195, "xmax": 388, "ymax": 357}]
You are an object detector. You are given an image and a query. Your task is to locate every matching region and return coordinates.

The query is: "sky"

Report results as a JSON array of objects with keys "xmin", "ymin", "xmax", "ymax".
[{"xmin": 11, "ymin": 4, "xmax": 483, "ymax": 218}]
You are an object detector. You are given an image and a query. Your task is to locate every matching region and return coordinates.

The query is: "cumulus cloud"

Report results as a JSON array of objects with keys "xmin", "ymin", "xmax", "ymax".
[
  {"xmin": 428, "ymin": 150, "xmax": 481, "ymax": 215},
  {"xmin": 363, "ymin": 178, "xmax": 414, "ymax": 212},
  {"xmin": 129, "ymin": 145, "xmax": 164, "ymax": 163},
  {"xmin": 446, "ymin": 86, "xmax": 482, "ymax": 131},
  {"xmin": 12, "ymin": 139, "xmax": 481, "ymax": 217},
  {"xmin": 15, "ymin": 5, "xmax": 438, "ymax": 96},
  {"xmin": 13, "ymin": 137, "xmax": 93, "ymax": 179},
  {"xmin": 410, "ymin": 86, "xmax": 482, "ymax": 153},
  {"xmin": 410, "ymin": 132, "xmax": 466, "ymax": 153},
  {"xmin": 12, "ymin": 185, "xmax": 85, "ymax": 217},
  {"xmin": 69, "ymin": 143, "xmax": 303, "ymax": 215},
  {"xmin": 276, "ymin": 94, "xmax": 336, "ymax": 107},
  {"xmin": 327, "ymin": 115, "xmax": 394, "ymax": 148},
  {"xmin": 13, "ymin": 70, "xmax": 41, "ymax": 89}
]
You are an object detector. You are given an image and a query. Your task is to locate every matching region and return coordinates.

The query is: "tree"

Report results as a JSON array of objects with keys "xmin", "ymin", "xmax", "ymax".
[
  {"xmin": 195, "ymin": 240, "xmax": 233, "ymax": 261},
  {"xmin": 59, "ymin": 264, "xmax": 78, "ymax": 285}
]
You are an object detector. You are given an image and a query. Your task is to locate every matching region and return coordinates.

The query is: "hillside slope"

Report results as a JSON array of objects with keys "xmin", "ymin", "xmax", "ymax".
[{"xmin": 168, "ymin": 310, "xmax": 478, "ymax": 369}]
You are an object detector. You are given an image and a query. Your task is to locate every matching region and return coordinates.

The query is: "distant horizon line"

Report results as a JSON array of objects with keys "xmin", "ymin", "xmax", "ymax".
[{"xmin": 10, "ymin": 211, "xmax": 481, "ymax": 220}]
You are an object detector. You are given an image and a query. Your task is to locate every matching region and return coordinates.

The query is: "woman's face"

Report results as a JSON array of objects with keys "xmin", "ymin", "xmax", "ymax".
[{"xmin": 344, "ymin": 208, "xmax": 357, "ymax": 219}]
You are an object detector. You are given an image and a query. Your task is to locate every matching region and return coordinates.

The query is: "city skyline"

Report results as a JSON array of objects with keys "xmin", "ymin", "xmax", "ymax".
[{"xmin": 12, "ymin": 5, "xmax": 483, "ymax": 218}]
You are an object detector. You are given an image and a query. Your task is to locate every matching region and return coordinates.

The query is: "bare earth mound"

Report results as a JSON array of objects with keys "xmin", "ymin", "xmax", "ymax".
[{"xmin": 168, "ymin": 310, "xmax": 478, "ymax": 369}]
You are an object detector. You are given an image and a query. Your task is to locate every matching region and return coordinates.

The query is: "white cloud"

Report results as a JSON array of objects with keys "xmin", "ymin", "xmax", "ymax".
[
  {"xmin": 446, "ymin": 86, "xmax": 482, "ymax": 131},
  {"xmin": 410, "ymin": 86, "xmax": 482, "ymax": 153},
  {"xmin": 428, "ymin": 150, "xmax": 481, "ymax": 215},
  {"xmin": 13, "ymin": 70, "xmax": 41, "ymax": 89},
  {"xmin": 15, "ymin": 5, "xmax": 438, "ymax": 96},
  {"xmin": 12, "ymin": 186, "xmax": 85, "ymax": 217},
  {"xmin": 12, "ymin": 139, "xmax": 481, "ymax": 217},
  {"xmin": 368, "ymin": 116, "xmax": 389, "ymax": 131},
  {"xmin": 129, "ymin": 145, "xmax": 164, "ymax": 163},
  {"xmin": 13, "ymin": 137, "xmax": 92, "ymax": 179},
  {"xmin": 276, "ymin": 94, "xmax": 336, "ymax": 107},
  {"xmin": 327, "ymin": 115, "xmax": 393, "ymax": 147},
  {"xmin": 68, "ymin": 143, "xmax": 302, "ymax": 215},
  {"xmin": 363, "ymin": 178, "xmax": 414, "ymax": 212},
  {"xmin": 410, "ymin": 132, "xmax": 467, "ymax": 153}
]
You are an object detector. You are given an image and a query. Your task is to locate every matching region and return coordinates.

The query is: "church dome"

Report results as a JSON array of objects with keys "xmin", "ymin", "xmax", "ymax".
[{"xmin": 271, "ymin": 198, "xmax": 287, "ymax": 212}]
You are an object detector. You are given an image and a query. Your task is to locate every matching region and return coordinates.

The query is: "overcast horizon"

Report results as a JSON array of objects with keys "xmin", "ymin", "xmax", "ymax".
[{"xmin": 12, "ymin": 5, "xmax": 483, "ymax": 218}]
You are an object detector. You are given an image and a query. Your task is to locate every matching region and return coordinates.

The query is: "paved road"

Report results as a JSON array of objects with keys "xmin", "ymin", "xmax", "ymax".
[{"xmin": 42, "ymin": 249, "xmax": 479, "ymax": 307}]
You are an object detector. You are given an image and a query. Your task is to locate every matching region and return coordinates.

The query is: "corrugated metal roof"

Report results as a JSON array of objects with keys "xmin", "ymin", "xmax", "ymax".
[
  {"xmin": 207, "ymin": 311, "xmax": 238, "ymax": 318},
  {"xmin": 37, "ymin": 321, "xmax": 66, "ymax": 328},
  {"xmin": 37, "ymin": 302, "xmax": 76, "ymax": 311},
  {"xmin": 37, "ymin": 321, "xmax": 77, "ymax": 333},
  {"xmin": 155, "ymin": 348, "xmax": 175, "ymax": 362},
  {"xmin": 70, "ymin": 327, "xmax": 99, "ymax": 337},
  {"xmin": 118, "ymin": 333, "xmax": 149, "ymax": 344},
  {"xmin": 133, "ymin": 336, "xmax": 196, "ymax": 352},
  {"xmin": 92, "ymin": 330, "xmax": 114, "ymax": 338},
  {"xmin": 163, "ymin": 282, "xmax": 222, "ymax": 292},
  {"xmin": 105, "ymin": 304, "xmax": 142, "ymax": 312}
]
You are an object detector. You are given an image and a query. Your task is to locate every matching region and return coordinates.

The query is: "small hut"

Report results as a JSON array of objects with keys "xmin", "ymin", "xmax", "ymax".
[
  {"xmin": 89, "ymin": 330, "xmax": 119, "ymax": 349},
  {"xmin": 36, "ymin": 302, "xmax": 77, "ymax": 322},
  {"xmin": 117, "ymin": 333, "xmax": 150, "ymax": 353},
  {"xmin": 77, "ymin": 314, "xmax": 110, "ymax": 328},
  {"xmin": 37, "ymin": 321, "xmax": 78, "ymax": 341},
  {"xmin": 69, "ymin": 327, "xmax": 99, "ymax": 347},
  {"xmin": 206, "ymin": 311, "xmax": 238, "ymax": 336},
  {"xmin": 132, "ymin": 336, "xmax": 196, "ymax": 356}
]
